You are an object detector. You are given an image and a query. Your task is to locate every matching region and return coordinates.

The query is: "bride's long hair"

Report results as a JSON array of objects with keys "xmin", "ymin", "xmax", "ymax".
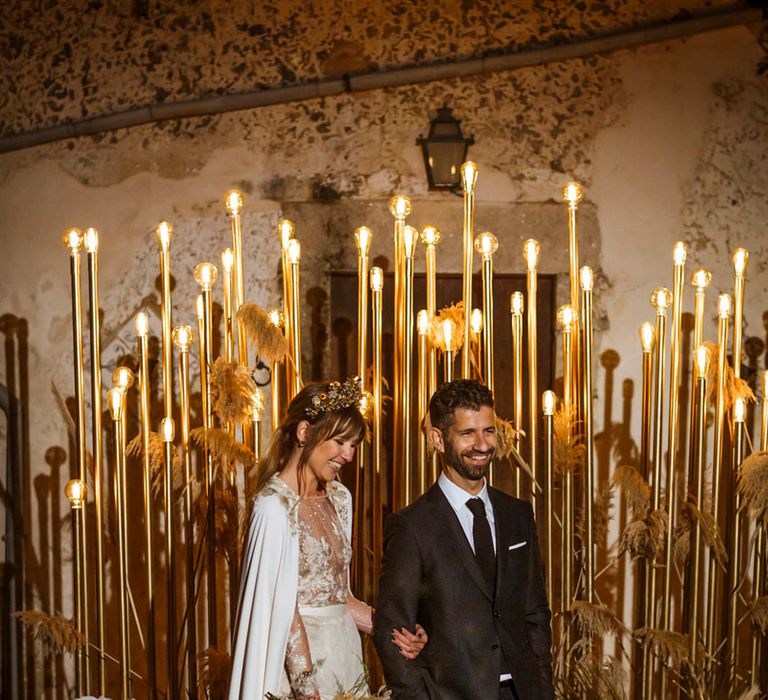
[{"xmin": 254, "ymin": 381, "xmax": 367, "ymax": 495}]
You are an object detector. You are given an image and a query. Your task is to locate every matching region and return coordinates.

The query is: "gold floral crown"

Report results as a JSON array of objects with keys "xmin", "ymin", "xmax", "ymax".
[{"xmin": 306, "ymin": 377, "xmax": 363, "ymax": 418}]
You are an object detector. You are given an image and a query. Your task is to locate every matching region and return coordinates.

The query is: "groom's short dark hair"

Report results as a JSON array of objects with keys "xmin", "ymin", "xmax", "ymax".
[{"xmin": 429, "ymin": 379, "xmax": 494, "ymax": 433}]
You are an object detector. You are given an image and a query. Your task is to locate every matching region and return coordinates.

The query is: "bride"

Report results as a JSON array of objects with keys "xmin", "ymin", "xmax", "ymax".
[{"xmin": 228, "ymin": 379, "xmax": 426, "ymax": 699}]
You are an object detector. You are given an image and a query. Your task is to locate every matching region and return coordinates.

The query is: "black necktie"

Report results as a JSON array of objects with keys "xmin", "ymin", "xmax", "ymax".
[{"xmin": 466, "ymin": 497, "xmax": 496, "ymax": 591}]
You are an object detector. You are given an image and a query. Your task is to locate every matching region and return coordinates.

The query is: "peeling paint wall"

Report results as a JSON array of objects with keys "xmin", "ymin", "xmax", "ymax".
[{"xmin": 0, "ymin": 0, "xmax": 767, "ymax": 695}]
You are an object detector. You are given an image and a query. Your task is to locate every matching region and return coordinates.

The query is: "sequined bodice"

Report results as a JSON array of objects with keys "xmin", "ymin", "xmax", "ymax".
[{"xmin": 296, "ymin": 495, "xmax": 351, "ymax": 607}]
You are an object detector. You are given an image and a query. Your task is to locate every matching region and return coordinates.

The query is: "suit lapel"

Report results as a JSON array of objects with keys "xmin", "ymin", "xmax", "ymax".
[{"xmin": 426, "ymin": 485, "xmax": 494, "ymax": 602}]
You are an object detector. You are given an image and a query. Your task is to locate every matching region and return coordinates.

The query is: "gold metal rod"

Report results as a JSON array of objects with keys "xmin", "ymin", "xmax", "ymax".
[
  {"xmin": 402, "ymin": 230, "xmax": 416, "ymax": 506},
  {"xmin": 108, "ymin": 389, "xmax": 131, "ymax": 699},
  {"xmin": 705, "ymin": 294, "xmax": 731, "ymax": 656},
  {"xmin": 136, "ymin": 313, "xmax": 158, "ymax": 699},
  {"xmin": 444, "ymin": 349, "xmax": 454, "ymax": 383},
  {"xmin": 559, "ymin": 309, "xmax": 575, "ymax": 621},
  {"xmin": 417, "ymin": 312, "xmax": 429, "ymax": 496},
  {"xmin": 460, "ymin": 162, "xmax": 478, "ymax": 378},
  {"xmin": 225, "ymin": 191, "xmax": 248, "ymax": 369},
  {"xmin": 84, "ymin": 228, "xmax": 106, "ymax": 693},
  {"xmin": 727, "ymin": 399, "xmax": 746, "ymax": 691},
  {"xmin": 173, "ymin": 326, "xmax": 197, "ymax": 696},
  {"xmin": 289, "ymin": 242, "xmax": 302, "ymax": 395},
  {"xmin": 63, "ymin": 229, "xmax": 91, "ymax": 693},
  {"xmin": 162, "ymin": 418, "xmax": 179, "ymax": 700},
  {"xmin": 732, "ymin": 249, "xmax": 748, "ymax": 379},
  {"xmin": 371, "ymin": 268, "xmax": 384, "ymax": 586},
  {"xmin": 279, "ymin": 219, "xmax": 295, "ymax": 398},
  {"xmin": 524, "ymin": 240, "xmax": 540, "ymax": 502},
  {"xmin": 65, "ymin": 480, "xmax": 87, "ymax": 696},
  {"xmin": 661, "ymin": 244, "xmax": 687, "ymax": 695},
  {"xmin": 156, "ymin": 222, "xmax": 174, "ymax": 423},
  {"xmin": 203, "ymin": 286, "xmax": 218, "ymax": 648},
  {"xmin": 542, "ymin": 391, "xmax": 556, "ymax": 609},
  {"xmin": 271, "ymin": 360, "xmax": 281, "ymax": 430},
  {"xmin": 644, "ymin": 287, "xmax": 670, "ymax": 700},
  {"xmin": 563, "ymin": 183, "xmax": 583, "ymax": 429},
  {"xmin": 421, "ymin": 227, "xmax": 441, "ymax": 485},
  {"xmin": 511, "ymin": 294, "xmax": 524, "ymax": 501},
  {"xmin": 691, "ymin": 269, "xmax": 711, "ymax": 351},
  {"xmin": 580, "ymin": 268, "xmax": 595, "ymax": 603},
  {"xmin": 687, "ymin": 349, "xmax": 709, "ymax": 669},
  {"xmin": 222, "ymin": 249, "xmax": 234, "ymax": 364}
]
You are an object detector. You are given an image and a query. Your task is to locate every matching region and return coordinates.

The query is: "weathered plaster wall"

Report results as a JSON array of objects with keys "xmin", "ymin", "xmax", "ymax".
[{"xmin": 1, "ymin": 1, "xmax": 767, "ymax": 695}]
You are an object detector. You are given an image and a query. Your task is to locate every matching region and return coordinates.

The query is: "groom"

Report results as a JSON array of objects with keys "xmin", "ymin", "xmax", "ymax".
[{"xmin": 374, "ymin": 379, "xmax": 553, "ymax": 700}]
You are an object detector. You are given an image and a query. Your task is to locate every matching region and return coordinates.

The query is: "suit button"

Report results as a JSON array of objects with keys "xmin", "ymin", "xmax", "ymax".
[
  {"xmin": 491, "ymin": 644, "xmax": 499, "ymax": 651},
  {"xmin": 493, "ymin": 610, "xmax": 500, "ymax": 617}
]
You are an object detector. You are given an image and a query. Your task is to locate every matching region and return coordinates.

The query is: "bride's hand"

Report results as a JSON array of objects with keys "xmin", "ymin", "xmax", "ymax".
[{"xmin": 391, "ymin": 623, "xmax": 428, "ymax": 659}]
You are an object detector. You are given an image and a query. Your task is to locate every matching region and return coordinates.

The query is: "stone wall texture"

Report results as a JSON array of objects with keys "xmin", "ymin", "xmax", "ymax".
[{"xmin": 0, "ymin": 0, "xmax": 767, "ymax": 696}]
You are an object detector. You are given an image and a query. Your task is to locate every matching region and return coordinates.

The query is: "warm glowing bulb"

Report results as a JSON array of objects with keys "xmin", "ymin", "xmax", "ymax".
[
  {"xmin": 691, "ymin": 268, "xmax": 712, "ymax": 291},
  {"xmin": 580, "ymin": 266, "xmax": 594, "ymax": 291},
  {"xmin": 107, "ymin": 387, "xmax": 124, "ymax": 420},
  {"xmin": 510, "ymin": 291, "xmax": 524, "ymax": 316},
  {"xmin": 734, "ymin": 397, "xmax": 746, "ymax": 423},
  {"xmin": 135, "ymin": 312, "xmax": 149, "ymax": 337},
  {"xmin": 251, "ymin": 388, "xmax": 265, "ymax": 419},
  {"xmin": 460, "ymin": 161, "xmax": 478, "ymax": 192},
  {"xmin": 279, "ymin": 219, "xmax": 295, "ymax": 249},
  {"xmin": 694, "ymin": 345, "xmax": 711, "ymax": 378},
  {"xmin": 442, "ymin": 319, "xmax": 454, "ymax": 349},
  {"xmin": 370, "ymin": 267, "xmax": 383, "ymax": 292},
  {"xmin": 718, "ymin": 293, "xmax": 732, "ymax": 318},
  {"xmin": 287, "ymin": 239, "xmax": 301, "ymax": 264},
  {"xmin": 194, "ymin": 262, "xmax": 218, "ymax": 290},
  {"xmin": 389, "ymin": 195, "xmax": 412, "ymax": 219},
  {"xmin": 562, "ymin": 181, "xmax": 584, "ymax": 207},
  {"xmin": 224, "ymin": 189, "xmax": 244, "ymax": 215},
  {"xmin": 403, "ymin": 225, "xmax": 418, "ymax": 258},
  {"xmin": 268, "ymin": 308, "xmax": 284, "ymax": 328},
  {"xmin": 155, "ymin": 221, "xmax": 173, "ymax": 251},
  {"xmin": 417, "ymin": 309, "xmax": 430, "ymax": 336},
  {"xmin": 639, "ymin": 322, "xmax": 655, "ymax": 353},
  {"xmin": 112, "ymin": 366, "xmax": 134, "ymax": 390},
  {"xmin": 733, "ymin": 248, "xmax": 749, "ymax": 276},
  {"xmin": 172, "ymin": 324, "xmax": 194, "ymax": 350},
  {"xmin": 196, "ymin": 294, "xmax": 204, "ymax": 320},
  {"xmin": 673, "ymin": 241, "xmax": 687, "ymax": 266},
  {"xmin": 354, "ymin": 226, "xmax": 372, "ymax": 256},
  {"xmin": 359, "ymin": 390, "xmax": 373, "ymax": 419},
  {"xmin": 84, "ymin": 227, "xmax": 99, "ymax": 253},
  {"xmin": 523, "ymin": 239, "xmax": 540, "ymax": 271},
  {"xmin": 474, "ymin": 232, "xmax": 498, "ymax": 258},
  {"xmin": 221, "ymin": 248, "xmax": 234, "ymax": 273},
  {"xmin": 542, "ymin": 390, "xmax": 556, "ymax": 416},
  {"xmin": 650, "ymin": 287, "xmax": 672, "ymax": 313},
  {"xmin": 470, "ymin": 308, "xmax": 483, "ymax": 334},
  {"xmin": 161, "ymin": 417, "xmax": 175, "ymax": 442},
  {"xmin": 419, "ymin": 225, "xmax": 441, "ymax": 247},
  {"xmin": 65, "ymin": 479, "xmax": 87, "ymax": 509},
  {"xmin": 63, "ymin": 227, "xmax": 83, "ymax": 252},
  {"xmin": 557, "ymin": 305, "xmax": 577, "ymax": 331}
]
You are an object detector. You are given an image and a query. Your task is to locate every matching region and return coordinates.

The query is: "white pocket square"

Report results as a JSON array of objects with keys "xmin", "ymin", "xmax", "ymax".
[{"xmin": 508, "ymin": 541, "xmax": 527, "ymax": 550}]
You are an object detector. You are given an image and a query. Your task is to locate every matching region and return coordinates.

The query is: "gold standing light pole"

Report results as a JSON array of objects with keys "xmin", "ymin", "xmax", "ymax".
[
  {"xmin": 524, "ymin": 239, "xmax": 540, "ymax": 498},
  {"xmin": 224, "ymin": 190, "xmax": 248, "ymax": 369},
  {"xmin": 542, "ymin": 390, "xmax": 556, "ymax": 608},
  {"xmin": 510, "ymin": 292, "xmax": 524, "ymax": 500},
  {"xmin": 580, "ymin": 266, "xmax": 595, "ymax": 603},
  {"xmin": 162, "ymin": 417, "xmax": 179, "ymax": 700},
  {"xmin": 470, "ymin": 309, "xmax": 483, "ymax": 381},
  {"xmin": 420, "ymin": 225, "xmax": 441, "ymax": 402},
  {"xmin": 172, "ymin": 324, "xmax": 197, "ymax": 695},
  {"xmin": 417, "ymin": 310, "xmax": 430, "ymax": 496},
  {"xmin": 84, "ymin": 227, "xmax": 106, "ymax": 692},
  {"xmin": 639, "ymin": 323, "xmax": 656, "ymax": 477},
  {"xmin": 370, "ymin": 267, "xmax": 384, "ymax": 584},
  {"xmin": 727, "ymin": 397, "xmax": 747, "ymax": 691},
  {"xmin": 221, "ymin": 248, "xmax": 235, "ymax": 363},
  {"xmin": 63, "ymin": 228, "xmax": 91, "ymax": 694},
  {"xmin": 251, "ymin": 388, "xmax": 264, "ymax": 466},
  {"xmin": 475, "ymin": 232, "xmax": 498, "ymax": 390},
  {"xmin": 287, "ymin": 240, "xmax": 302, "ymax": 395},
  {"xmin": 107, "ymin": 387, "xmax": 131, "ymax": 699},
  {"xmin": 194, "ymin": 262, "xmax": 219, "ymax": 649},
  {"xmin": 660, "ymin": 243, "xmax": 687, "ymax": 694},
  {"xmin": 65, "ymin": 479, "xmax": 88, "ymax": 696},
  {"xmin": 643, "ymin": 286, "xmax": 671, "ymax": 700},
  {"xmin": 705, "ymin": 293, "xmax": 731, "ymax": 656},
  {"xmin": 279, "ymin": 219, "xmax": 295, "ymax": 397},
  {"xmin": 460, "ymin": 162, "xmax": 478, "ymax": 378},
  {"xmin": 135, "ymin": 311, "xmax": 158, "ymax": 699},
  {"xmin": 156, "ymin": 221, "xmax": 174, "ymax": 421},
  {"xmin": 732, "ymin": 249, "xmax": 749, "ymax": 379},
  {"xmin": 691, "ymin": 269, "xmax": 712, "ymax": 350},
  {"xmin": 401, "ymin": 225, "xmax": 418, "ymax": 507},
  {"xmin": 563, "ymin": 182, "xmax": 584, "ymax": 419},
  {"xmin": 688, "ymin": 346, "xmax": 710, "ymax": 667},
  {"xmin": 442, "ymin": 319, "xmax": 455, "ymax": 382},
  {"xmin": 557, "ymin": 304, "xmax": 577, "ymax": 624},
  {"xmin": 268, "ymin": 309, "xmax": 285, "ymax": 431}
]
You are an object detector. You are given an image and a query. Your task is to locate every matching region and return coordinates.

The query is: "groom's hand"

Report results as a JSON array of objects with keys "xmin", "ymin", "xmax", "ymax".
[{"xmin": 391, "ymin": 623, "xmax": 428, "ymax": 659}]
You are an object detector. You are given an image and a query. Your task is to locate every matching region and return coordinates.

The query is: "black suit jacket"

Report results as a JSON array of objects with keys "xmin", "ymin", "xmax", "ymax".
[{"xmin": 373, "ymin": 483, "xmax": 554, "ymax": 700}]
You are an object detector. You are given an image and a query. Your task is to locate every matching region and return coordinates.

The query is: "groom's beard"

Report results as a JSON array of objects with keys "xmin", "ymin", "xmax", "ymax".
[{"xmin": 443, "ymin": 440, "xmax": 495, "ymax": 482}]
